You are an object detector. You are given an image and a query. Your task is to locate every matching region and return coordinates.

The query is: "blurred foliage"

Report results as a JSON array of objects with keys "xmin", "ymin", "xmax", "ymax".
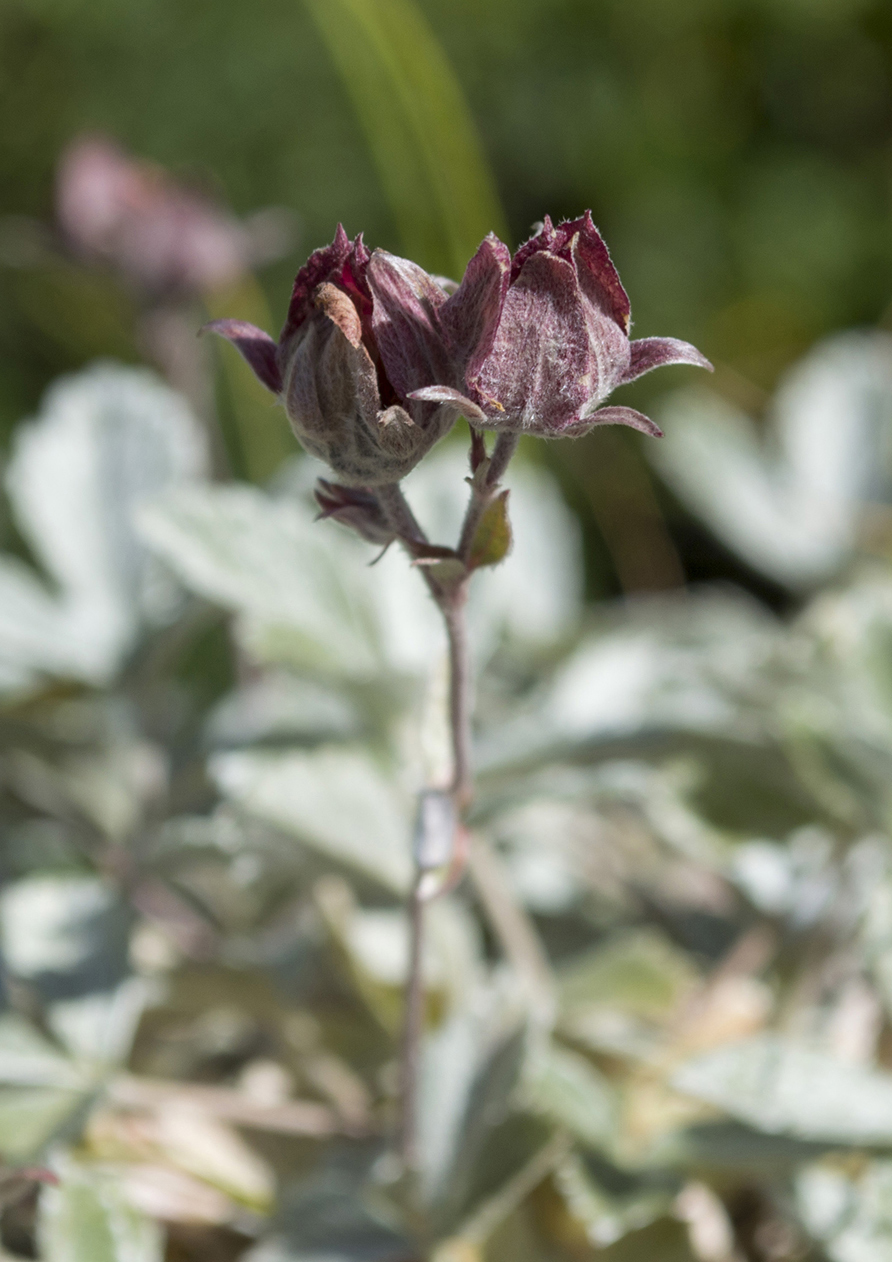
[{"xmin": 4, "ymin": 337, "xmax": 892, "ymax": 1260}]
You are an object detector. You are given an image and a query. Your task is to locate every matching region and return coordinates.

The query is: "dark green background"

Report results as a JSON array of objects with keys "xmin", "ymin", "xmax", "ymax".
[{"xmin": 2, "ymin": 0, "xmax": 890, "ymax": 596}]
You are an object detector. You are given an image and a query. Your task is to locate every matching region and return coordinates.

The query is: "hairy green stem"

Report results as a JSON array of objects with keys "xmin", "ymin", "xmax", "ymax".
[
  {"xmin": 376, "ymin": 480, "xmax": 428, "ymax": 545},
  {"xmin": 442, "ymin": 593, "xmax": 473, "ymax": 808}
]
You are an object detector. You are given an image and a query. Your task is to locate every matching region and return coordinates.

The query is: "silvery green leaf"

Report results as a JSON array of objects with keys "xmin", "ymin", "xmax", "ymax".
[
  {"xmin": 730, "ymin": 830, "xmax": 836, "ymax": 924},
  {"xmin": 241, "ymin": 1144, "xmax": 411, "ymax": 1262},
  {"xmin": 797, "ymin": 1161, "xmax": 892, "ymax": 1262},
  {"xmin": 477, "ymin": 590, "xmax": 776, "ymax": 771},
  {"xmin": 417, "ymin": 976, "xmax": 527, "ymax": 1206},
  {"xmin": 204, "ymin": 672, "xmax": 360, "ymax": 748},
  {"xmin": 661, "ymin": 1120, "xmax": 831, "ymax": 1176},
  {"xmin": 674, "ymin": 1036, "xmax": 892, "ymax": 1144},
  {"xmin": 559, "ymin": 929, "xmax": 700, "ymax": 1025},
  {"xmin": 37, "ymin": 1156, "xmax": 164, "ymax": 1262},
  {"xmin": 0, "ymin": 875, "xmax": 128, "ymax": 990},
  {"xmin": 522, "ymin": 1042, "xmax": 618, "ymax": 1151},
  {"xmin": 343, "ymin": 896, "xmax": 483, "ymax": 1004},
  {"xmin": 48, "ymin": 979, "xmax": 158, "ymax": 1067},
  {"xmin": 135, "ymin": 484, "xmax": 385, "ymax": 679},
  {"xmin": 272, "ymin": 454, "xmax": 445, "ymax": 681},
  {"xmin": 491, "ymin": 800, "xmax": 590, "ymax": 914},
  {"xmin": 552, "ymin": 1152, "xmax": 670, "ymax": 1248},
  {"xmin": 652, "ymin": 333, "xmax": 892, "ymax": 587},
  {"xmin": 0, "ymin": 1016, "xmax": 84, "ymax": 1089},
  {"xmin": 0, "ymin": 363, "xmax": 207, "ymax": 691},
  {"xmin": 794, "ymin": 572, "xmax": 892, "ymax": 754},
  {"xmin": 0, "ymin": 1087, "xmax": 90, "ymax": 1161},
  {"xmin": 209, "ymin": 747, "xmax": 412, "ymax": 892}
]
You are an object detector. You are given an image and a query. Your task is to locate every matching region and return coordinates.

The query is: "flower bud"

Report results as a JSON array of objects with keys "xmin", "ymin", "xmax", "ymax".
[
  {"xmin": 314, "ymin": 479, "xmax": 396, "ymax": 546},
  {"xmin": 57, "ymin": 135, "xmax": 284, "ymax": 298},
  {"xmin": 404, "ymin": 212, "xmax": 712, "ymax": 439},
  {"xmin": 205, "ymin": 226, "xmax": 458, "ymax": 485}
]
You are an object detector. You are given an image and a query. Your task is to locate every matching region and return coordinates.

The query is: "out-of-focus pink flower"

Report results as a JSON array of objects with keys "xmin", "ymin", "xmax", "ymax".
[
  {"xmin": 206, "ymin": 226, "xmax": 457, "ymax": 485},
  {"xmin": 56, "ymin": 136, "xmax": 286, "ymax": 298},
  {"xmin": 383, "ymin": 211, "xmax": 712, "ymax": 438}
]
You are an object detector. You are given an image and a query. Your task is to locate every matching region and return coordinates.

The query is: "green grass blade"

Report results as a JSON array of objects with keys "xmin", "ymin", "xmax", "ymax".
[{"xmin": 304, "ymin": 0, "xmax": 508, "ymax": 277}]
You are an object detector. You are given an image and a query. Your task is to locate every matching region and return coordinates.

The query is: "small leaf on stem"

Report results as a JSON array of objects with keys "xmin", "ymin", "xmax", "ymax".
[{"xmin": 468, "ymin": 490, "xmax": 512, "ymax": 570}]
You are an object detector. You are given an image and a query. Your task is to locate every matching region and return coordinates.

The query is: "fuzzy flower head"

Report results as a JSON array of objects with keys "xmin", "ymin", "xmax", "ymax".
[
  {"xmin": 395, "ymin": 211, "xmax": 712, "ymax": 438},
  {"xmin": 205, "ymin": 226, "xmax": 456, "ymax": 485},
  {"xmin": 57, "ymin": 135, "xmax": 287, "ymax": 299}
]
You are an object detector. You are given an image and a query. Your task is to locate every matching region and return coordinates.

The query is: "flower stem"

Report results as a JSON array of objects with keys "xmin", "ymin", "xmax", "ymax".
[
  {"xmin": 393, "ymin": 431, "xmax": 518, "ymax": 1173},
  {"xmin": 442, "ymin": 593, "xmax": 473, "ymax": 809},
  {"xmin": 376, "ymin": 481, "xmax": 428, "ymax": 545},
  {"xmin": 486, "ymin": 430, "xmax": 520, "ymax": 488},
  {"xmin": 457, "ymin": 431, "xmax": 519, "ymax": 562}
]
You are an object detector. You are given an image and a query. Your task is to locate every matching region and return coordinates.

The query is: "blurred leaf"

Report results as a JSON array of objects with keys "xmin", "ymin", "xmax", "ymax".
[
  {"xmin": 675, "ymin": 1036, "xmax": 892, "ymax": 1145},
  {"xmin": 560, "ymin": 930, "xmax": 700, "ymax": 1024},
  {"xmin": 477, "ymin": 590, "xmax": 777, "ymax": 772},
  {"xmin": 210, "ymin": 746, "xmax": 412, "ymax": 892},
  {"xmin": 416, "ymin": 982, "xmax": 526, "ymax": 1214},
  {"xmin": 0, "ymin": 875, "xmax": 130, "ymax": 998},
  {"xmin": 37, "ymin": 1157, "xmax": 164, "ymax": 1262},
  {"xmin": 661, "ymin": 1120, "xmax": 832, "ymax": 1177},
  {"xmin": 797, "ymin": 1160, "xmax": 892, "ymax": 1262},
  {"xmin": 243, "ymin": 1144, "xmax": 412, "ymax": 1262},
  {"xmin": 0, "ymin": 363, "xmax": 208, "ymax": 692},
  {"xmin": 204, "ymin": 276, "xmax": 295, "ymax": 484},
  {"xmin": 596, "ymin": 1215, "xmax": 696, "ymax": 1262},
  {"xmin": 133, "ymin": 1105, "xmax": 274, "ymax": 1211},
  {"xmin": 652, "ymin": 332, "xmax": 892, "ymax": 588},
  {"xmin": 551, "ymin": 1152, "xmax": 672, "ymax": 1249},
  {"xmin": 48, "ymin": 980, "xmax": 157, "ymax": 1066},
  {"xmin": 136, "ymin": 483, "xmax": 383, "ymax": 679},
  {"xmin": 0, "ymin": 1016, "xmax": 85, "ymax": 1090},
  {"xmin": 204, "ymin": 672, "xmax": 361, "ymax": 748},
  {"xmin": 303, "ymin": 0, "xmax": 507, "ymax": 277},
  {"xmin": 522, "ymin": 1042, "xmax": 618, "ymax": 1151},
  {"xmin": 0, "ymin": 1087, "xmax": 89, "ymax": 1162}
]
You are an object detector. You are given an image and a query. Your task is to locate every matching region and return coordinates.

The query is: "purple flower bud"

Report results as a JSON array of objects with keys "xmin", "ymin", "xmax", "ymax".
[
  {"xmin": 408, "ymin": 212, "xmax": 712, "ymax": 439},
  {"xmin": 205, "ymin": 226, "xmax": 458, "ymax": 485},
  {"xmin": 56, "ymin": 135, "xmax": 287, "ymax": 299},
  {"xmin": 314, "ymin": 479, "xmax": 396, "ymax": 546}
]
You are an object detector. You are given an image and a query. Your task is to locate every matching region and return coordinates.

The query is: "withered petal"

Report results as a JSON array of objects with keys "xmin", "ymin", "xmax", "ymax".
[
  {"xmin": 576, "ymin": 404, "xmax": 663, "ymax": 437},
  {"xmin": 314, "ymin": 281, "xmax": 364, "ymax": 348},
  {"xmin": 367, "ymin": 250, "xmax": 453, "ymax": 398},
  {"xmin": 621, "ymin": 336, "xmax": 713, "ymax": 384},
  {"xmin": 201, "ymin": 319, "xmax": 282, "ymax": 393},
  {"xmin": 314, "ymin": 479, "xmax": 395, "ymax": 545},
  {"xmin": 571, "ymin": 211, "xmax": 631, "ymax": 334},
  {"xmin": 470, "ymin": 250, "xmax": 597, "ymax": 433},
  {"xmin": 280, "ymin": 223, "xmax": 354, "ymax": 344},
  {"xmin": 408, "ymin": 385, "xmax": 488, "ymax": 423},
  {"xmin": 510, "ymin": 214, "xmax": 557, "ymax": 279},
  {"xmin": 440, "ymin": 233, "xmax": 511, "ymax": 375}
]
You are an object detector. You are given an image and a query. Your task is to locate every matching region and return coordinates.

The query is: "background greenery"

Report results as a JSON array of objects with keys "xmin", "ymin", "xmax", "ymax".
[{"xmin": 3, "ymin": 0, "xmax": 892, "ymax": 598}]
